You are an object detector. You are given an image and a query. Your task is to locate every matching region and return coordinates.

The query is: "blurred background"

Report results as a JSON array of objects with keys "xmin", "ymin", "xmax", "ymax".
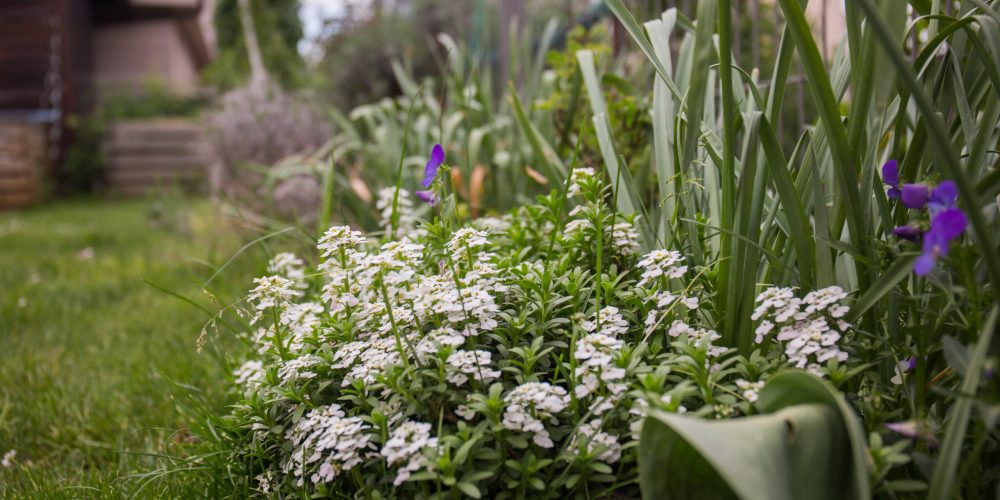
[
  {"xmin": 1, "ymin": 1, "xmax": 948, "ymax": 496},
  {"xmin": 0, "ymin": 0, "xmax": 848, "ymax": 218}
]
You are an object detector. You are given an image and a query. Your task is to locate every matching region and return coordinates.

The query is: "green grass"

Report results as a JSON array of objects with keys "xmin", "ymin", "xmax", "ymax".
[{"xmin": 0, "ymin": 198, "xmax": 253, "ymax": 498}]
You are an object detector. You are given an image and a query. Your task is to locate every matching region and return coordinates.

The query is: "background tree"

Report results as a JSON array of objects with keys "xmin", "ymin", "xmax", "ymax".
[{"xmin": 204, "ymin": 0, "xmax": 305, "ymax": 89}]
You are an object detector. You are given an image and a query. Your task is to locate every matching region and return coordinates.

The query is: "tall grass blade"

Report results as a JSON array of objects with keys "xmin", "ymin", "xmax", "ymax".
[
  {"xmin": 856, "ymin": 0, "xmax": 1000, "ymax": 297},
  {"xmin": 927, "ymin": 306, "xmax": 999, "ymax": 500}
]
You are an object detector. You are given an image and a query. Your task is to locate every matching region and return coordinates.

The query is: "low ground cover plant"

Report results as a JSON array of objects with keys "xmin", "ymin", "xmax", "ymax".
[
  {"xmin": 184, "ymin": 0, "xmax": 1000, "ymax": 497},
  {"xmin": 198, "ymin": 161, "xmax": 874, "ymax": 497}
]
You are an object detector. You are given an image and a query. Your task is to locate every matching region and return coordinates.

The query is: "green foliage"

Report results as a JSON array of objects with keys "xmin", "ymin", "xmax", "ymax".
[
  {"xmin": 640, "ymin": 372, "xmax": 869, "ymax": 500},
  {"xmin": 538, "ymin": 25, "xmax": 653, "ymax": 170},
  {"xmin": 204, "ymin": 0, "xmax": 305, "ymax": 89},
  {"xmin": 0, "ymin": 199, "xmax": 254, "ymax": 497}
]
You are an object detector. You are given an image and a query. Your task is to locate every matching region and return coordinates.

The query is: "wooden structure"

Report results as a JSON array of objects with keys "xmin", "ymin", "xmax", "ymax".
[
  {"xmin": 104, "ymin": 119, "xmax": 212, "ymax": 195},
  {"xmin": 0, "ymin": 123, "xmax": 47, "ymax": 210},
  {"xmin": 0, "ymin": 0, "xmax": 215, "ymax": 208}
]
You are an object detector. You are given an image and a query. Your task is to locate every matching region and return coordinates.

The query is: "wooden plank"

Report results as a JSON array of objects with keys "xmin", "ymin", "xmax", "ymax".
[
  {"xmin": 0, "ymin": 191, "xmax": 38, "ymax": 210},
  {"xmin": 0, "ymin": 176, "xmax": 36, "ymax": 193}
]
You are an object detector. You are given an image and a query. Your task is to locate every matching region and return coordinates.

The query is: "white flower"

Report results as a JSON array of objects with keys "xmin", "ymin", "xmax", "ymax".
[
  {"xmin": 502, "ymin": 383, "xmax": 570, "ymax": 448},
  {"xmin": 318, "ymin": 226, "xmax": 368, "ymax": 260},
  {"xmin": 473, "ymin": 216, "xmax": 511, "ymax": 234},
  {"xmin": 754, "ymin": 320, "xmax": 774, "ymax": 344},
  {"xmin": 571, "ymin": 420, "xmax": 622, "ymax": 464},
  {"xmin": 735, "ymin": 379, "xmax": 764, "ymax": 403},
  {"xmin": 376, "ymin": 187, "xmax": 419, "ymax": 238},
  {"xmin": 611, "ymin": 220, "xmax": 641, "ymax": 256},
  {"xmin": 278, "ymin": 354, "xmax": 324, "ymax": 384},
  {"xmin": 248, "ymin": 275, "xmax": 301, "ymax": 322},
  {"xmin": 580, "ymin": 306, "xmax": 629, "ymax": 337},
  {"xmin": 754, "ymin": 287, "xmax": 852, "ymax": 375},
  {"xmin": 1, "ymin": 450, "xmax": 16, "ymax": 468},
  {"xmin": 234, "ymin": 360, "xmax": 266, "ymax": 389},
  {"xmin": 574, "ymin": 333, "xmax": 626, "ymax": 400},
  {"xmin": 445, "ymin": 350, "xmax": 501, "ymax": 385},
  {"xmin": 268, "ymin": 252, "xmax": 307, "ymax": 284},
  {"xmin": 446, "ymin": 228, "xmax": 489, "ymax": 261},
  {"xmin": 381, "ymin": 420, "xmax": 438, "ymax": 485},
  {"xmin": 636, "ymin": 250, "xmax": 687, "ymax": 288},
  {"xmin": 563, "ymin": 218, "xmax": 594, "ymax": 239},
  {"xmin": 568, "ymin": 167, "xmax": 596, "ymax": 196},
  {"xmin": 284, "ymin": 405, "xmax": 372, "ymax": 485}
]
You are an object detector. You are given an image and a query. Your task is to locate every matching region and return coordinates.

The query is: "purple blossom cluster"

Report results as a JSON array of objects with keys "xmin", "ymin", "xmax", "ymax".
[{"xmin": 882, "ymin": 160, "xmax": 968, "ymax": 275}]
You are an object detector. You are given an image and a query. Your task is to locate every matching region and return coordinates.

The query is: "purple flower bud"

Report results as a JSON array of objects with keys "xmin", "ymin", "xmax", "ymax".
[
  {"xmin": 892, "ymin": 225, "xmax": 922, "ymax": 242},
  {"xmin": 415, "ymin": 189, "xmax": 437, "ymax": 205},
  {"xmin": 906, "ymin": 356, "xmax": 917, "ymax": 372},
  {"xmin": 422, "ymin": 144, "xmax": 445, "ymax": 188},
  {"xmin": 882, "ymin": 160, "xmax": 899, "ymax": 186},
  {"xmin": 900, "ymin": 184, "xmax": 931, "ymax": 209},
  {"xmin": 882, "ymin": 160, "xmax": 901, "ymax": 199}
]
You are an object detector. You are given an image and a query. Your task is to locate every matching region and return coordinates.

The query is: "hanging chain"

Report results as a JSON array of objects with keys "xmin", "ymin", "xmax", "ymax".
[{"xmin": 40, "ymin": 13, "xmax": 63, "ymax": 162}]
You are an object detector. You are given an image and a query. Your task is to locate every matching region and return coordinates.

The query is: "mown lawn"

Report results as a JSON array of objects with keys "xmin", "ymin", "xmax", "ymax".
[{"xmin": 0, "ymin": 198, "xmax": 255, "ymax": 497}]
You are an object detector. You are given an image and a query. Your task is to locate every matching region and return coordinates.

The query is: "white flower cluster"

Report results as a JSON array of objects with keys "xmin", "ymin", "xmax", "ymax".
[
  {"xmin": 753, "ymin": 286, "xmax": 851, "ymax": 375},
  {"xmin": 571, "ymin": 420, "xmax": 622, "ymax": 464},
  {"xmin": 446, "ymin": 350, "xmax": 501, "ymax": 385},
  {"xmin": 611, "ymin": 220, "xmax": 641, "ymax": 256},
  {"xmin": 283, "ymin": 405, "xmax": 372, "ymax": 485},
  {"xmin": 735, "ymin": 379, "xmax": 764, "ymax": 403},
  {"xmin": 332, "ymin": 335, "xmax": 407, "ymax": 386},
  {"xmin": 381, "ymin": 420, "xmax": 438, "ymax": 486},
  {"xmin": 636, "ymin": 250, "xmax": 687, "ymax": 288},
  {"xmin": 568, "ymin": 167, "xmax": 596, "ymax": 196},
  {"xmin": 317, "ymin": 226, "xmax": 368, "ymax": 260},
  {"xmin": 580, "ymin": 306, "xmax": 629, "ymax": 337},
  {"xmin": 502, "ymin": 382, "xmax": 570, "ymax": 448},
  {"xmin": 278, "ymin": 354, "xmax": 324, "ymax": 384},
  {"xmin": 472, "ymin": 216, "xmax": 511, "ymax": 234},
  {"xmin": 268, "ymin": 252, "xmax": 307, "ymax": 285},
  {"xmin": 446, "ymin": 228, "xmax": 489, "ymax": 261},
  {"xmin": 642, "ymin": 291, "xmax": 699, "ymax": 336},
  {"xmin": 668, "ymin": 320, "xmax": 726, "ymax": 358},
  {"xmin": 248, "ymin": 275, "xmax": 301, "ymax": 323},
  {"xmin": 376, "ymin": 187, "xmax": 419, "ymax": 239},
  {"xmin": 574, "ymin": 331, "xmax": 626, "ymax": 405},
  {"xmin": 233, "ymin": 359, "xmax": 266, "ymax": 388}
]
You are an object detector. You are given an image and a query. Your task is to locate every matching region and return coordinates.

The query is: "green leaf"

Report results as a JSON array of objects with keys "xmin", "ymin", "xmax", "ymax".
[
  {"xmin": 508, "ymin": 82, "xmax": 566, "ymax": 184},
  {"xmin": 456, "ymin": 481, "xmax": 482, "ymax": 499},
  {"xmin": 639, "ymin": 371, "xmax": 869, "ymax": 500},
  {"xmin": 928, "ymin": 306, "xmax": 999, "ymax": 500},
  {"xmin": 845, "ymin": 254, "xmax": 917, "ymax": 323}
]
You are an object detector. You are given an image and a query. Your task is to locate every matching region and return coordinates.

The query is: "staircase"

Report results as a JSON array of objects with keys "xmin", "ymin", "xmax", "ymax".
[{"xmin": 104, "ymin": 118, "xmax": 212, "ymax": 196}]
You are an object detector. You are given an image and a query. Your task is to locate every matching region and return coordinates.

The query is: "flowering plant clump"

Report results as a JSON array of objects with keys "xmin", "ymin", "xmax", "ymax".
[{"xmin": 209, "ymin": 163, "xmax": 858, "ymax": 497}]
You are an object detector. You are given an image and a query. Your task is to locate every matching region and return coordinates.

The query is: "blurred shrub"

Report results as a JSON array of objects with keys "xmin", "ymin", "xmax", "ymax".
[{"xmin": 204, "ymin": 82, "xmax": 332, "ymax": 215}]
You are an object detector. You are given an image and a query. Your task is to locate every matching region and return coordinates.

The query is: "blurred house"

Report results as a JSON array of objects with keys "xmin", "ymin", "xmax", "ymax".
[{"xmin": 0, "ymin": 0, "xmax": 216, "ymax": 207}]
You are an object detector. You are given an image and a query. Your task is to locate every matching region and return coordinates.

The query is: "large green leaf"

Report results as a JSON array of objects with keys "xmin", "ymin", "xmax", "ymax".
[{"xmin": 639, "ymin": 371, "xmax": 870, "ymax": 500}]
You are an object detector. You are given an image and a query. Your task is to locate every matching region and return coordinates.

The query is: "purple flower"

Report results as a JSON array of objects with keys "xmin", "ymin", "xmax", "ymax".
[
  {"xmin": 928, "ymin": 180, "xmax": 957, "ymax": 217},
  {"xmin": 423, "ymin": 144, "xmax": 445, "ymax": 188},
  {"xmin": 914, "ymin": 208, "xmax": 968, "ymax": 276},
  {"xmin": 906, "ymin": 356, "xmax": 918, "ymax": 372},
  {"xmin": 882, "ymin": 160, "xmax": 901, "ymax": 199},
  {"xmin": 885, "ymin": 420, "xmax": 939, "ymax": 447},
  {"xmin": 892, "ymin": 225, "xmax": 922, "ymax": 242},
  {"xmin": 900, "ymin": 184, "xmax": 930, "ymax": 209},
  {"xmin": 415, "ymin": 190, "xmax": 437, "ymax": 206}
]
